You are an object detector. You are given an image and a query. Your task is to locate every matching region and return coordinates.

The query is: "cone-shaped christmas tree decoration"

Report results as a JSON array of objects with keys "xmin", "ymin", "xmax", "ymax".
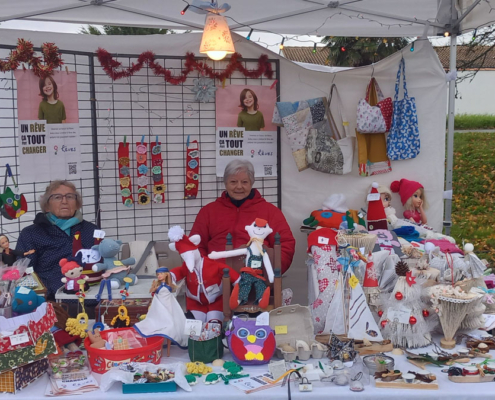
[
  {"xmin": 363, "ymin": 252, "xmax": 380, "ymax": 307},
  {"xmin": 367, "ymin": 182, "xmax": 388, "ymax": 231},
  {"xmin": 379, "ymin": 261, "xmax": 435, "ymax": 348}
]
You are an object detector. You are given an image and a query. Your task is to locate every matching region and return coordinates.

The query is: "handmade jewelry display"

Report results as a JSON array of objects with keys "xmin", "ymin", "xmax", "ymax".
[
  {"xmin": 150, "ymin": 140, "xmax": 165, "ymax": 203},
  {"xmin": 136, "ymin": 140, "xmax": 150, "ymax": 206},
  {"xmin": 184, "ymin": 138, "xmax": 200, "ymax": 200},
  {"xmin": 118, "ymin": 140, "xmax": 133, "ymax": 207}
]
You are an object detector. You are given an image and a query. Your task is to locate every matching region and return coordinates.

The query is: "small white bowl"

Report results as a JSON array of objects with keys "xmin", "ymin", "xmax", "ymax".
[
  {"xmin": 402, "ymin": 373, "xmax": 415, "ymax": 384},
  {"xmin": 458, "ymin": 348, "xmax": 470, "ymax": 356}
]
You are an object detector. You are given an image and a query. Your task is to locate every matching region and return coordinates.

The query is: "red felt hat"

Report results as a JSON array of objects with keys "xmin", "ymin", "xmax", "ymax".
[
  {"xmin": 307, "ymin": 228, "xmax": 338, "ymax": 253},
  {"xmin": 168, "ymin": 225, "xmax": 198, "ymax": 254},
  {"xmin": 390, "ymin": 179, "xmax": 424, "ymax": 206},
  {"xmin": 367, "ymin": 182, "xmax": 388, "ymax": 231}
]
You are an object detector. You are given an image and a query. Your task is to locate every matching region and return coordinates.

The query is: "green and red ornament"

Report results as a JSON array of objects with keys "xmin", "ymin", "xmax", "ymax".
[{"xmin": 0, "ymin": 164, "xmax": 28, "ymax": 220}]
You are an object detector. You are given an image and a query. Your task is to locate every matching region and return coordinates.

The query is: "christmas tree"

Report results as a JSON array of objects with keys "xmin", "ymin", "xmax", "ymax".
[{"xmin": 378, "ymin": 261, "xmax": 435, "ymax": 348}]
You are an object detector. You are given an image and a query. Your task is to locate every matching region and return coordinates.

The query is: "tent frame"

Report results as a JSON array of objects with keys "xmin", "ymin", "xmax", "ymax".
[{"xmin": 2, "ymin": 0, "xmax": 485, "ymax": 235}]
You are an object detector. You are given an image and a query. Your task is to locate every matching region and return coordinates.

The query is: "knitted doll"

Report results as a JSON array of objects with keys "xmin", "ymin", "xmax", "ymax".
[{"xmin": 390, "ymin": 179, "xmax": 428, "ymax": 225}]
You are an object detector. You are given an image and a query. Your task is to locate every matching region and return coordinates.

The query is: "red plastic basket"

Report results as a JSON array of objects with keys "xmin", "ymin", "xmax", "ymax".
[{"xmin": 84, "ymin": 328, "xmax": 164, "ymax": 374}]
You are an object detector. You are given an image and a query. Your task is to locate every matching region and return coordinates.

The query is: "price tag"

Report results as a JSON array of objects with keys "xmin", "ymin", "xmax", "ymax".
[
  {"xmin": 184, "ymin": 319, "xmax": 203, "ymax": 336},
  {"xmin": 256, "ymin": 312, "xmax": 269, "ymax": 326},
  {"xmin": 348, "ymin": 275, "xmax": 359, "ymax": 289},
  {"xmin": 10, "ymin": 332, "xmax": 30, "ymax": 346},
  {"xmin": 275, "ymin": 325, "xmax": 288, "ymax": 334},
  {"xmin": 367, "ymin": 193, "xmax": 381, "ymax": 202},
  {"xmin": 268, "ymin": 360, "xmax": 287, "ymax": 380},
  {"xmin": 317, "ymin": 236, "xmax": 329, "ymax": 245},
  {"xmin": 387, "ymin": 305, "xmax": 412, "ymax": 324},
  {"xmin": 93, "ymin": 230, "xmax": 106, "ymax": 239},
  {"xmin": 25, "ymin": 267, "xmax": 34, "ymax": 274},
  {"xmin": 17, "ymin": 286, "xmax": 30, "ymax": 295}
]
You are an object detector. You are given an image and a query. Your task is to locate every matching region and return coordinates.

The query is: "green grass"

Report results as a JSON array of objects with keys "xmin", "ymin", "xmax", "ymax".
[
  {"xmin": 450, "ymin": 131, "xmax": 495, "ymax": 264},
  {"xmin": 449, "ymin": 114, "xmax": 495, "ymax": 130}
]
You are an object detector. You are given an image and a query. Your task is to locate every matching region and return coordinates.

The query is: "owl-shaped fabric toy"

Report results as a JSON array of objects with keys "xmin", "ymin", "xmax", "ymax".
[
  {"xmin": 0, "ymin": 187, "xmax": 28, "ymax": 220},
  {"xmin": 226, "ymin": 316, "xmax": 276, "ymax": 365}
]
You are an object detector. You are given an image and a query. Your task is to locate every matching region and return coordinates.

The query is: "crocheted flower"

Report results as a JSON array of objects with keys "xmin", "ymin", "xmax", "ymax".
[
  {"xmin": 191, "ymin": 77, "xmax": 217, "ymax": 103},
  {"xmin": 152, "ymin": 158, "xmax": 163, "ymax": 167},
  {"xmin": 153, "ymin": 184, "xmax": 165, "ymax": 194},
  {"xmin": 138, "ymin": 193, "xmax": 150, "ymax": 205},
  {"xmin": 120, "ymin": 177, "xmax": 130, "ymax": 188},
  {"xmin": 136, "ymin": 144, "xmax": 147, "ymax": 154},
  {"xmin": 120, "ymin": 166, "xmax": 130, "ymax": 176},
  {"xmin": 138, "ymin": 164, "xmax": 149, "ymax": 175},
  {"xmin": 152, "ymin": 174, "xmax": 162, "ymax": 182},
  {"xmin": 152, "ymin": 166, "xmax": 162, "ymax": 175},
  {"xmin": 154, "ymin": 194, "xmax": 163, "ymax": 203},
  {"xmin": 188, "ymin": 159, "xmax": 198, "ymax": 169},
  {"xmin": 119, "ymin": 157, "xmax": 130, "ymax": 166},
  {"xmin": 137, "ymin": 176, "xmax": 148, "ymax": 187},
  {"xmin": 152, "ymin": 145, "xmax": 161, "ymax": 155},
  {"xmin": 137, "ymin": 153, "xmax": 146, "ymax": 163},
  {"xmin": 124, "ymin": 198, "xmax": 133, "ymax": 207},
  {"xmin": 121, "ymin": 188, "xmax": 131, "ymax": 197}
]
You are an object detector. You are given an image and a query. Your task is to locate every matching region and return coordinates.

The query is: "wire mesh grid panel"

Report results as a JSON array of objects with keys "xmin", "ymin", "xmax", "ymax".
[
  {"xmin": 0, "ymin": 48, "xmax": 98, "ymax": 245},
  {"xmin": 93, "ymin": 54, "xmax": 280, "ymax": 243}
]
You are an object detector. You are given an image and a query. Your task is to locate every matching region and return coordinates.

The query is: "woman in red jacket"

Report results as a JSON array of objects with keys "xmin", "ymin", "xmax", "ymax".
[{"xmin": 190, "ymin": 159, "xmax": 295, "ymax": 274}]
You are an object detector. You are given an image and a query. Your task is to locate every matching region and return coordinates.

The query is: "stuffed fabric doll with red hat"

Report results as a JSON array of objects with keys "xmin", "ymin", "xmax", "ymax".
[
  {"xmin": 168, "ymin": 226, "xmax": 240, "ymax": 323},
  {"xmin": 391, "ymin": 179, "xmax": 428, "ymax": 225},
  {"xmin": 366, "ymin": 182, "xmax": 388, "ymax": 231},
  {"xmin": 209, "ymin": 218, "xmax": 274, "ymax": 310}
]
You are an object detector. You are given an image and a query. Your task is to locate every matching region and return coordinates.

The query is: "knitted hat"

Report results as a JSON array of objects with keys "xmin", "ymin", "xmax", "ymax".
[
  {"xmin": 366, "ymin": 182, "xmax": 388, "ymax": 231},
  {"xmin": 168, "ymin": 225, "xmax": 197, "ymax": 254},
  {"xmin": 307, "ymin": 227, "xmax": 338, "ymax": 253},
  {"xmin": 390, "ymin": 179, "xmax": 423, "ymax": 206}
]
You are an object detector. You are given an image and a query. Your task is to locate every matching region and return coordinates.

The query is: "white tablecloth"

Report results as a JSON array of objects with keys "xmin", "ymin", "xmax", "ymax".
[{"xmin": 12, "ymin": 334, "xmax": 495, "ymax": 399}]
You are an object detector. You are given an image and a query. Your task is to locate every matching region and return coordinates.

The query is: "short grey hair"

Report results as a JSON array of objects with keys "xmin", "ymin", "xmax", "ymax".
[
  {"xmin": 39, "ymin": 180, "xmax": 83, "ymax": 213},
  {"xmin": 223, "ymin": 159, "xmax": 255, "ymax": 185}
]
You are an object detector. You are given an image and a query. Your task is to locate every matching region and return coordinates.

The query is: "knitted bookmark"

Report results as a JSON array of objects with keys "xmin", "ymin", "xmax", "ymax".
[
  {"xmin": 151, "ymin": 140, "xmax": 165, "ymax": 203},
  {"xmin": 185, "ymin": 138, "xmax": 199, "ymax": 200},
  {"xmin": 136, "ymin": 139, "xmax": 150, "ymax": 205},
  {"xmin": 118, "ymin": 141, "xmax": 133, "ymax": 207}
]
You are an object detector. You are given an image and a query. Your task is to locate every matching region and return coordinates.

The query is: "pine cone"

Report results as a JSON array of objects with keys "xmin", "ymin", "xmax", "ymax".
[{"xmin": 395, "ymin": 260, "xmax": 410, "ymax": 277}]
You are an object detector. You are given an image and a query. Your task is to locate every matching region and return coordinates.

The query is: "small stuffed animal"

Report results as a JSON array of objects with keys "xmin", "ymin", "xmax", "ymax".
[
  {"xmin": 60, "ymin": 255, "xmax": 89, "ymax": 294},
  {"xmin": 91, "ymin": 238, "xmax": 137, "ymax": 289},
  {"xmin": 12, "ymin": 287, "xmax": 45, "ymax": 314},
  {"xmin": 87, "ymin": 328, "xmax": 107, "ymax": 349}
]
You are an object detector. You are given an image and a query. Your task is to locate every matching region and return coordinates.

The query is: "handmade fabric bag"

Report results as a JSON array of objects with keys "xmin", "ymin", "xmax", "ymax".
[
  {"xmin": 356, "ymin": 79, "xmax": 392, "ymax": 176},
  {"xmin": 188, "ymin": 335, "xmax": 224, "ymax": 363},
  {"xmin": 305, "ymin": 84, "xmax": 354, "ymax": 175},
  {"xmin": 356, "ymin": 78, "xmax": 391, "ymax": 134},
  {"xmin": 387, "ymin": 58, "xmax": 420, "ymax": 160}
]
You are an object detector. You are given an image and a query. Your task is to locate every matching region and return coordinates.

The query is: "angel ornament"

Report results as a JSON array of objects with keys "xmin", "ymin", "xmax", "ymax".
[{"xmin": 209, "ymin": 218, "xmax": 274, "ymax": 310}]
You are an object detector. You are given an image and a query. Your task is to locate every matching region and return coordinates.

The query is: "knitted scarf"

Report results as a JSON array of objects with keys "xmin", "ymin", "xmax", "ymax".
[{"xmin": 47, "ymin": 210, "xmax": 83, "ymax": 235}]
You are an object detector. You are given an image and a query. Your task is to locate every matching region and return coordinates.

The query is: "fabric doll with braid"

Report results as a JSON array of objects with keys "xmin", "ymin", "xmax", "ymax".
[{"xmin": 391, "ymin": 179, "xmax": 428, "ymax": 225}]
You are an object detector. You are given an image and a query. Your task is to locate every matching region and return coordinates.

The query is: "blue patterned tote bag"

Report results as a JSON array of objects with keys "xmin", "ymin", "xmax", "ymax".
[{"xmin": 387, "ymin": 58, "xmax": 420, "ymax": 160}]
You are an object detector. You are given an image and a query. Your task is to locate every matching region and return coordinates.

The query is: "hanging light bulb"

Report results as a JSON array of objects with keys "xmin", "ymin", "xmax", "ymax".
[
  {"xmin": 313, "ymin": 43, "xmax": 317, "ymax": 53},
  {"xmin": 200, "ymin": 13, "xmax": 235, "ymax": 61},
  {"xmin": 181, "ymin": 5, "xmax": 189, "ymax": 15},
  {"xmin": 444, "ymin": 31, "xmax": 450, "ymax": 37},
  {"xmin": 279, "ymin": 37, "xmax": 285, "ymax": 50},
  {"xmin": 247, "ymin": 28, "xmax": 253, "ymax": 40}
]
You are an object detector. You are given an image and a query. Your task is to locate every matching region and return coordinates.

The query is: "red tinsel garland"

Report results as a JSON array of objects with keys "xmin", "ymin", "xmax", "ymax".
[
  {"xmin": 0, "ymin": 39, "xmax": 64, "ymax": 79},
  {"xmin": 96, "ymin": 49, "xmax": 274, "ymax": 84}
]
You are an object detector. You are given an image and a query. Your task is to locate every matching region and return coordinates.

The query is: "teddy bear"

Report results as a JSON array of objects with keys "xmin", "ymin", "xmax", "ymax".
[
  {"xmin": 60, "ymin": 255, "xmax": 90, "ymax": 294},
  {"xmin": 91, "ymin": 238, "xmax": 137, "ymax": 289}
]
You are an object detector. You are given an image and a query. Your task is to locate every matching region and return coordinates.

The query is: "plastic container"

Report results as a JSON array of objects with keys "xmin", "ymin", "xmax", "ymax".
[
  {"xmin": 84, "ymin": 328, "xmax": 164, "ymax": 374},
  {"xmin": 122, "ymin": 380, "xmax": 177, "ymax": 394},
  {"xmin": 48, "ymin": 355, "xmax": 90, "ymax": 380}
]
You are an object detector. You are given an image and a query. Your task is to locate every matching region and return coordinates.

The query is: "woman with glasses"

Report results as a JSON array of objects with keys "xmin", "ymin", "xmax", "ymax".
[{"xmin": 16, "ymin": 180, "xmax": 98, "ymax": 300}]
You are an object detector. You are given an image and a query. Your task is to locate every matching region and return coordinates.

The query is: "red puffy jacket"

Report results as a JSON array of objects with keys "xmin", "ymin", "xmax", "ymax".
[{"xmin": 190, "ymin": 189, "xmax": 295, "ymax": 274}]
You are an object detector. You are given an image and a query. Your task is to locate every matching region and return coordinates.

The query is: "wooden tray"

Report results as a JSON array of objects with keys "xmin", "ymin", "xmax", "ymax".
[
  {"xmin": 315, "ymin": 334, "xmax": 393, "ymax": 355},
  {"xmin": 375, "ymin": 378, "xmax": 438, "ymax": 390},
  {"xmin": 448, "ymin": 375, "xmax": 495, "ymax": 383}
]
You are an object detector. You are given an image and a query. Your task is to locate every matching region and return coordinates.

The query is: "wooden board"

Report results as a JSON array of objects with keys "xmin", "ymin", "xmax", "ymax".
[
  {"xmin": 315, "ymin": 334, "xmax": 392, "ymax": 355},
  {"xmin": 375, "ymin": 379, "xmax": 438, "ymax": 390},
  {"xmin": 449, "ymin": 375, "xmax": 495, "ymax": 383}
]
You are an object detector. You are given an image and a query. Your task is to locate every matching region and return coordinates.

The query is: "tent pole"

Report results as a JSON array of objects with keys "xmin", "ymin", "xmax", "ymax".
[{"xmin": 444, "ymin": 33, "xmax": 457, "ymax": 235}]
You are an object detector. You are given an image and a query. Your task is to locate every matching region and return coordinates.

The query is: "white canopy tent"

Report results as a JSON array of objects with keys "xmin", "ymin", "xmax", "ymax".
[{"xmin": 2, "ymin": 0, "xmax": 493, "ymax": 232}]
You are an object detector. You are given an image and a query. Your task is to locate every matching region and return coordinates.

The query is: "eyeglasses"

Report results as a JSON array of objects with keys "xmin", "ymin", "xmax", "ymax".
[{"xmin": 49, "ymin": 193, "xmax": 78, "ymax": 202}]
